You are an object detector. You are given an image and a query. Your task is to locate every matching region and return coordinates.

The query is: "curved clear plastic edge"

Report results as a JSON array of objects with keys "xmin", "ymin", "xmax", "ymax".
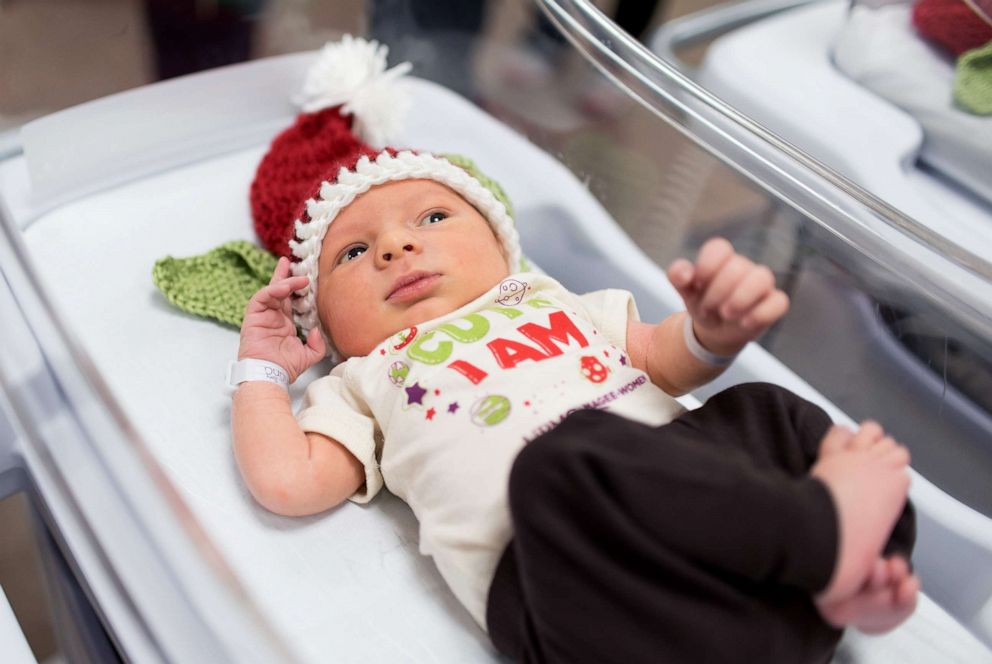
[
  {"xmin": 537, "ymin": 0, "xmax": 992, "ymax": 345},
  {"xmin": 0, "ymin": 199, "xmax": 297, "ymax": 661}
]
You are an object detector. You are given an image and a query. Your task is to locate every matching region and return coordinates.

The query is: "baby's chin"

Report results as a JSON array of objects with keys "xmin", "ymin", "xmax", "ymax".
[
  {"xmin": 327, "ymin": 280, "xmax": 504, "ymax": 358},
  {"xmin": 327, "ymin": 303, "xmax": 454, "ymax": 359}
]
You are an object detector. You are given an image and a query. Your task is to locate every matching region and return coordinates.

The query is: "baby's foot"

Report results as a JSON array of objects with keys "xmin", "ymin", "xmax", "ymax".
[
  {"xmin": 817, "ymin": 556, "xmax": 920, "ymax": 632},
  {"xmin": 817, "ymin": 424, "xmax": 853, "ymax": 458},
  {"xmin": 811, "ymin": 422, "xmax": 911, "ymax": 610}
]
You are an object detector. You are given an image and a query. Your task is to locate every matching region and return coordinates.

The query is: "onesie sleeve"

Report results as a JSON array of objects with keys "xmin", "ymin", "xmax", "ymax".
[
  {"xmin": 571, "ymin": 288, "xmax": 641, "ymax": 350},
  {"xmin": 295, "ymin": 369, "xmax": 383, "ymax": 504}
]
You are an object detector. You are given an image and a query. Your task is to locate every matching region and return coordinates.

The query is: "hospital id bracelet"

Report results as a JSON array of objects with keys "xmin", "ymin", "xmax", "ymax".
[
  {"xmin": 227, "ymin": 358, "xmax": 290, "ymax": 389},
  {"xmin": 683, "ymin": 316, "xmax": 737, "ymax": 368}
]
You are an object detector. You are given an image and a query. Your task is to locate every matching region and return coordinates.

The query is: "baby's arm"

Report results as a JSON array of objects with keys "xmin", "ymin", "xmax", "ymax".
[
  {"xmin": 628, "ymin": 238, "xmax": 790, "ymax": 395},
  {"xmin": 232, "ymin": 257, "xmax": 364, "ymax": 516}
]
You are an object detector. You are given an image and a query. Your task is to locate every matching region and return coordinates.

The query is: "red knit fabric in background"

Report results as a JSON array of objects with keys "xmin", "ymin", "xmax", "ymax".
[
  {"xmin": 913, "ymin": 0, "xmax": 992, "ymax": 56},
  {"xmin": 250, "ymin": 107, "xmax": 381, "ymax": 257}
]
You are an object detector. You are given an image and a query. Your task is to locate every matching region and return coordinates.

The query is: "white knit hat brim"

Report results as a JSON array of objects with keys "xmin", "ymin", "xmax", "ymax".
[{"xmin": 288, "ymin": 150, "xmax": 522, "ymax": 363}]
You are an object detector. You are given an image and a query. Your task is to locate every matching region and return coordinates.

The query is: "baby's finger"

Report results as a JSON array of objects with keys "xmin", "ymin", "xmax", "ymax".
[
  {"xmin": 720, "ymin": 265, "xmax": 776, "ymax": 320},
  {"xmin": 247, "ymin": 277, "xmax": 306, "ymax": 313},
  {"xmin": 740, "ymin": 289, "xmax": 789, "ymax": 330},
  {"xmin": 246, "ymin": 286, "xmax": 281, "ymax": 313},
  {"xmin": 276, "ymin": 275, "xmax": 308, "ymax": 317},
  {"xmin": 269, "ymin": 256, "xmax": 291, "ymax": 285},
  {"xmin": 692, "ymin": 237, "xmax": 735, "ymax": 288},
  {"xmin": 304, "ymin": 326, "xmax": 327, "ymax": 363},
  {"xmin": 698, "ymin": 254, "xmax": 752, "ymax": 317},
  {"xmin": 667, "ymin": 259, "xmax": 697, "ymax": 301},
  {"xmin": 266, "ymin": 277, "xmax": 308, "ymax": 301}
]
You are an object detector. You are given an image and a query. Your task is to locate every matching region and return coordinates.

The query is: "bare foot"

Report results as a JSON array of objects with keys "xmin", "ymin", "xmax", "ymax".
[
  {"xmin": 818, "ymin": 556, "xmax": 920, "ymax": 632},
  {"xmin": 811, "ymin": 422, "xmax": 911, "ymax": 611},
  {"xmin": 818, "ymin": 424, "xmax": 853, "ymax": 458}
]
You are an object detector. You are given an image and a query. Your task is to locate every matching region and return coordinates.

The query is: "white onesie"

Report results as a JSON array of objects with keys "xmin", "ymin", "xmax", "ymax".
[{"xmin": 296, "ymin": 273, "xmax": 684, "ymax": 627}]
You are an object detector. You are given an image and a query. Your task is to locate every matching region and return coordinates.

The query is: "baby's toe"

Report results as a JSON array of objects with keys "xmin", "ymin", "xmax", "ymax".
[
  {"xmin": 886, "ymin": 557, "xmax": 910, "ymax": 582},
  {"xmin": 867, "ymin": 559, "xmax": 890, "ymax": 591},
  {"xmin": 851, "ymin": 421, "xmax": 885, "ymax": 450},
  {"xmin": 819, "ymin": 425, "xmax": 852, "ymax": 457},
  {"xmin": 881, "ymin": 443, "xmax": 912, "ymax": 468},
  {"xmin": 871, "ymin": 436, "xmax": 897, "ymax": 455},
  {"xmin": 896, "ymin": 575, "xmax": 921, "ymax": 608}
]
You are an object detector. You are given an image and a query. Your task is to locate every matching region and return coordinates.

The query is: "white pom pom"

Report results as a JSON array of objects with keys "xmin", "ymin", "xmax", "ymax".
[{"xmin": 295, "ymin": 35, "xmax": 412, "ymax": 148}]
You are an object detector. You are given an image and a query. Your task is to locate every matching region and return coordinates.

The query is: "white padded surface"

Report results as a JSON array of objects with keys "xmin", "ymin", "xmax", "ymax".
[{"xmin": 15, "ymin": 79, "xmax": 992, "ymax": 662}]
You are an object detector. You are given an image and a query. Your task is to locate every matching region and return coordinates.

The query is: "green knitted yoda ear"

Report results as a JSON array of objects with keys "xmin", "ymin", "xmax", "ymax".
[
  {"xmin": 442, "ymin": 153, "xmax": 531, "ymax": 271},
  {"xmin": 152, "ymin": 240, "xmax": 278, "ymax": 328},
  {"xmin": 442, "ymin": 153, "xmax": 515, "ymax": 219},
  {"xmin": 153, "ymin": 156, "xmax": 526, "ymax": 330},
  {"xmin": 954, "ymin": 41, "xmax": 992, "ymax": 115}
]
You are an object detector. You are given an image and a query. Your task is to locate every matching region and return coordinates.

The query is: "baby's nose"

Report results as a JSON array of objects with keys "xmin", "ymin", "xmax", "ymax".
[{"xmin": 381, "ymin": 243, "xmax": 415, "ymax": 262}]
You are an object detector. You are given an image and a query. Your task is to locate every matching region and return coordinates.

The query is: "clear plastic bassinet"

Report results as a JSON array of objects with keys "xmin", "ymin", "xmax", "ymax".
[{"xmin": 0, "ymin": 0, "xmax": 990, "ymax": 662}]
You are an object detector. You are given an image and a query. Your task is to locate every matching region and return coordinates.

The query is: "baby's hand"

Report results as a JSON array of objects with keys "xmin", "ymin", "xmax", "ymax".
[
  {"xmin": 668, "ymin": 237, "xmax": 789, "ymax": 357},
  {"xmin": 238, "ymin": 256, "xmax": 326, "ymax": 383}
]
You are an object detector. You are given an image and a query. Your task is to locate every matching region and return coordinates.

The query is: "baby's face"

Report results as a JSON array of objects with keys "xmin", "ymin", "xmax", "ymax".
[{"xmin": 316, "ymin": 179, "xmax": 511, "ymax": 358}]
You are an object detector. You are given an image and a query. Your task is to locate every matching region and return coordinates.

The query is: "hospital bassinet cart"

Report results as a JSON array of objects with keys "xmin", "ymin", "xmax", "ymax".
[{"xmin": 0, "ymin": 0, "xmax": 990, "ymax": 661}]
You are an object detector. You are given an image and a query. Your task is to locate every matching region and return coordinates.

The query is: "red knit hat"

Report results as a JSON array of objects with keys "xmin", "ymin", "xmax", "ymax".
[
  {"xmin": 251, "ymin": 108, "xmax": 382, "ymax": 258},
  {"xmin": 913, "ymin": 0, "xmax": 992, "ymax": 56},
  {"xmin": 250, "ymin": 36, "xmax": 522, "ymax": 361}
]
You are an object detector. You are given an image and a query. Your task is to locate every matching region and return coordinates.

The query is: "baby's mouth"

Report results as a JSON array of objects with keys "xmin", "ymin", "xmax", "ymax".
[{"xmin": 386, "ymin": 271, "xmax": 441, "ymax": 302}]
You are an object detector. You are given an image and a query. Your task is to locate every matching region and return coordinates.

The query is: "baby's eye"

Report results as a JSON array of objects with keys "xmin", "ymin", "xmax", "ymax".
[
  {"xmin": 419, "ymin": 211, "xmax": 447, "ymax": 226},
  {"xmin": 338, "ymin": 244, "xmax": 367, "ymax": 264}
]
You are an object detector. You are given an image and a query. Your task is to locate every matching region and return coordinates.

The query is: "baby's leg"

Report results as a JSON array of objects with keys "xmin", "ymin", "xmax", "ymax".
[
  {"xmin": 489, "ymin": 401, "xmax": 848, "ymax": 664},
  {"xmin": 812, "ymin": 423, "xmax": 919, "ymax": 632}
]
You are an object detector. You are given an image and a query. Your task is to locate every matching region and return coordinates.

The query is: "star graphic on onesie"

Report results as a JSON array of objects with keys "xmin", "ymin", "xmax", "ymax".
[
  {"xmin": 405, "ymin": 382, "xmax": 427, "ymax": 405},
  {"xmin": 426, "ymin": 408, "xmax": 436, "ymax": 420},
  {"xmin": 620, "ymin": 354, "xmax": 627, "ymax": 366},
  {"xmin": 448, "ymin": 402, "xmax": 460, "ymax": 414}
]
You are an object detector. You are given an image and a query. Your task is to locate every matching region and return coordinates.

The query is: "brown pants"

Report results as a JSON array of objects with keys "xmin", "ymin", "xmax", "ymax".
[{"xmin": 486, "ymin": 383, "xmax": 915, "ymax": 664}]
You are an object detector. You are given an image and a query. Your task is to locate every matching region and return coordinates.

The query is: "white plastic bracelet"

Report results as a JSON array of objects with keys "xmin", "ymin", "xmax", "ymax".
[
  {"xmin": 227, "ymin": 358, "xmax": 290, "ymax": 389},
  {"xmin": 682, "ymin": 316, "xmax": 737, "ymax": 367}
]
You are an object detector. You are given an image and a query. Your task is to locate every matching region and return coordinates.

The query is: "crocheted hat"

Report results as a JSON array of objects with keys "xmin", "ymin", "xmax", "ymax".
[
  {"xmin": 912, "ymin": 0, "xmax": 992, "ymax": 56},
  {"xmin": 250, "ymin": 36, "xmax": 522, "ymax": 361}
]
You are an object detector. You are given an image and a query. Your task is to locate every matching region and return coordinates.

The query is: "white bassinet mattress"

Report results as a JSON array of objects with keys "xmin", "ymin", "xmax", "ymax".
[{"xmin": 3, "ymin": 72, "xmax": 991, "ymax": 661}]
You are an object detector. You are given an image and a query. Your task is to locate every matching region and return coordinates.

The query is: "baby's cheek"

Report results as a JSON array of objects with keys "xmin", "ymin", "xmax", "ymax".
[
  {"xmin": 328, "ymin": 313, "xmax": 380, "ymax": 358},
  {"xmin": 318, "ymin": 289, "xmax": 374, "ymax": 357}
]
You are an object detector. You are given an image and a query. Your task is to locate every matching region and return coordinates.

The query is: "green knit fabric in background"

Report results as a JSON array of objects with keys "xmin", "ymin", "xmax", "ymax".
[
  {"xmin": 153, "ymin": 240, "xmax": 278, "ymax": 328},
  {"xmin": 442, "ymin": 153, "xmax": 515, "ymax": 219},
  {"xmin": 444, "ymin": 152, "xmax": 530, "ymax": 271},
  {"xmin": 955, "ymin": 40, "xmax": 992, "ymax": 115}
]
